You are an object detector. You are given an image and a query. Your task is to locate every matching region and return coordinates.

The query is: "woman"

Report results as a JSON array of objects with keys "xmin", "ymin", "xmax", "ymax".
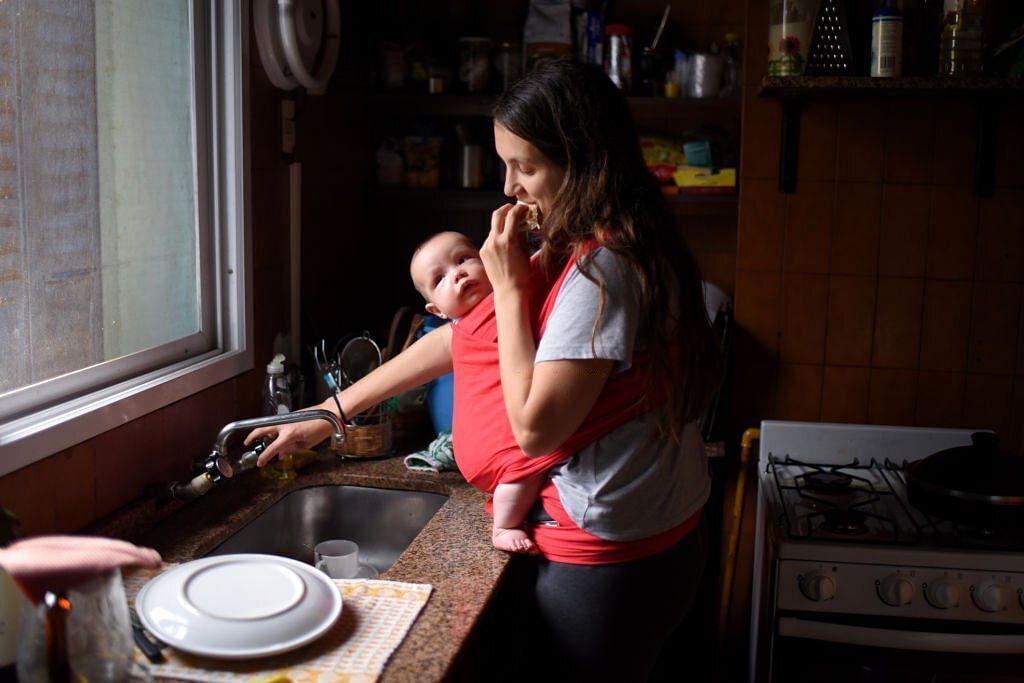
[
  {"xmin": 248, "ymin": 60, "xmax": 720, "ymax": 679},
  {"xmin": 473, "ymin": 60, "xmax": 720, "ymax": 679}
]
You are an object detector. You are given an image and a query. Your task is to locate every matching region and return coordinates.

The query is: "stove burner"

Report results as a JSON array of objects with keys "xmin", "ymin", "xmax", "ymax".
[
  {"xmin": 803, "ymin": 471, "xmax": 854, "ymax": 493},
  {"xmin": 823, "ymin": 509, "xmax": 869, "ymax": 535}
]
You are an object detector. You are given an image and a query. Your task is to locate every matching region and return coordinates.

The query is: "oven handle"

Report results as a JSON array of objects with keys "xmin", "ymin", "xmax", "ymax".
[{"xmin": 778, "ymin": 617, "xmax": 1024, "ymax": 654}]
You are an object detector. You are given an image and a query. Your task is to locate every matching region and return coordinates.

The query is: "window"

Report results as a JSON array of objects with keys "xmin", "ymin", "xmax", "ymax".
[{"xmin": 0, "ymin": 0, "xmax": 252, "ymax": 475}]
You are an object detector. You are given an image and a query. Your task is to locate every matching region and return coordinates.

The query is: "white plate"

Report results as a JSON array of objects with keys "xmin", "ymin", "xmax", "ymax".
[{"xmin": 135, "ymin": 554, "xmax": 342, "ymax": 659}]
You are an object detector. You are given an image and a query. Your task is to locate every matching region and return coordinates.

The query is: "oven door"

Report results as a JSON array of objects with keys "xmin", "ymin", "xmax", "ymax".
[{"xmin": 772, "ymin": 613, "xmax": 1024, "ymax": 683}]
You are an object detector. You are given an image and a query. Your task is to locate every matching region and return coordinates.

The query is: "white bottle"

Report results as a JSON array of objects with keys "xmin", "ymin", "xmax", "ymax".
[
  {"xmin": 871, "ymin": 1, "xmax": 903, "ymax": 78},
  {"xmin": 262, "ymin": 353, "xmax": 292, "ymax": 416}
]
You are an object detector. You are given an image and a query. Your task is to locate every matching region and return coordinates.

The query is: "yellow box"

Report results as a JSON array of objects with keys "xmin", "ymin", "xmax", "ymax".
[{"xmin": 672, "ymin": 166, "xmax": 737, "ymax": 188}]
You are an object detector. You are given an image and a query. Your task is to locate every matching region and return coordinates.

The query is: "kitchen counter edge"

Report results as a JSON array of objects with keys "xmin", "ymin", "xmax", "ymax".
[{"xmin": 86, "ymin": 456, "xmax": 509, "ymax": 682}]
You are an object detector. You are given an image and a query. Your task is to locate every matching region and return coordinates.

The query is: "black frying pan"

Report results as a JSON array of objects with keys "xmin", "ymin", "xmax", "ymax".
[{"xmin": 906, "ymin": 432, "xmax": 1024, "ymax": 529}]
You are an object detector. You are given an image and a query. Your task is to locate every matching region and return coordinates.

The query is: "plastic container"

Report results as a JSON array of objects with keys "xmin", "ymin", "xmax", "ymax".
[
  {"xmin": 419, "ymin": 315, "xmax": 453, "ymax": 433},
  {"xmin": 262, "ymin": 353, "xmax": 292, "ymax": 416}
]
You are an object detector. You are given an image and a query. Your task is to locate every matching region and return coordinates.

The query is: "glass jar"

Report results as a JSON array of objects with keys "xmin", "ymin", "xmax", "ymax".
[
  {"xmin": 768, "ymin": 0, "xmax": 822, "ymax": 76},
  {"xmin": 458, "ymin": 37, "xmax": 492, "ymax": 93},
  {"xmin": 939, "ymin": 0, "xmax": 985, "ymax": 75},
  {"xmin": 495, "ymin": 42, "xmax": 523, "ymax": 91},
  {"xmin": 17, "ymin": 570, "xmax": 139, "ymax": 683}
]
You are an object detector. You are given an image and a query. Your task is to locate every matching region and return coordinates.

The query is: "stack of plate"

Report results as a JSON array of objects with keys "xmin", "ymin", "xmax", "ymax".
[{"xmin": 135, "ymin": 554, "xmax": 342, "ymax": 659}]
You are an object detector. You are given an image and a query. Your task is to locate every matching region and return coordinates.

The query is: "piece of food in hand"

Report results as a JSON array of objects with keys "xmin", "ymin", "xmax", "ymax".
[{"xmin": 517, "ymin": 202, "xmax": 541, "ymax": 232}]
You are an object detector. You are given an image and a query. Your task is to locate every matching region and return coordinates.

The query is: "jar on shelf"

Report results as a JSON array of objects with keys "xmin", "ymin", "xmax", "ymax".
[
  {"xmin": 939, "ymin": 0, "xmax": 986, "ymax": 76},
  {"xmin": 768, "ymin": 0, "xmax": 821, "ymax": 76},
  {"xmin": 495, "ymin": 42, "xmax": 523, "ymax": 91},
  {"xmin": 458, "ymin": 37, "xmax": 492, "ymax": 93},
  {"xmin": 604, "ymin": 23, "xmax": 632, "ymax": 92}
]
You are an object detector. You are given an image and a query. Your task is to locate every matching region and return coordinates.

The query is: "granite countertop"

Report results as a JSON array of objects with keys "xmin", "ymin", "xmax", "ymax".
[{"xmin": 88, "ymin": 455, "xmax": 510, "ymax": 682}]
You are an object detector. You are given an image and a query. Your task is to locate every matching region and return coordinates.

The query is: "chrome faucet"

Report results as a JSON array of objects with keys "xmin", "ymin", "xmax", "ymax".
[
  {"xmin": 165, "ymin": 410, "xmax": 346, "ymax": 500},
  {"xmin": 211, "ymin": 409, "xmax": 346, "ymax": 460}
]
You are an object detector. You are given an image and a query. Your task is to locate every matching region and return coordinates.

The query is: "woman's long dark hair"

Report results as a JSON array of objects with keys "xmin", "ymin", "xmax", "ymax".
[{"xmin": 493, "ymin": 60, "xmax": 722, "ymax": 439}]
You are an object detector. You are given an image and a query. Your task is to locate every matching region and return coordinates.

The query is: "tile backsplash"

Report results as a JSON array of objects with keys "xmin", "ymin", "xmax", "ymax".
[{"xmin": 735, "ymin": 9, "xmax": 1024, "ymax": 452}]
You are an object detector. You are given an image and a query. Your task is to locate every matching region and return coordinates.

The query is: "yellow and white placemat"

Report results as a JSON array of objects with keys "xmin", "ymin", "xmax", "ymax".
[{"xmin": 124, "ymin": 565, "xmax": 432, "ymax": 683}]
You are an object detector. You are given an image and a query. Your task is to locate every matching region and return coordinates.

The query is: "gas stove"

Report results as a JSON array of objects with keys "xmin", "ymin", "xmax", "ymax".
[
  {"xmin": 750, "ymin": 422, "xmax": 1024, "ymax": 683},
  {"xmin": 768, "ymin": 455, "xmax": 1024, "ymax": 552}
]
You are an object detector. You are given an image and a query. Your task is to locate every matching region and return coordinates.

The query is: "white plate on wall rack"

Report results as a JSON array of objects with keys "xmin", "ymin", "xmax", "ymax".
[{"xmin": 135, "ymin": 554, "xmax": 342, "ymax": 659}]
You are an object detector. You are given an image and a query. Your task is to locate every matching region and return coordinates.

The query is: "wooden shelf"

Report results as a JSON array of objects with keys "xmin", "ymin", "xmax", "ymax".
[
  {"xmin": 758, "ymin": 75, "xmax": 1023, "ymax": 195},
  {"xmin": 365, "ymin": 93, "xmax": 741, "ymax": 123},
  {"xmin": 760, "ymin": 75, "xmax": 1024, "ymax": 98},
  {"xmin": 370, "ymin": 188, "xmax": 737, "ymax": 217}
]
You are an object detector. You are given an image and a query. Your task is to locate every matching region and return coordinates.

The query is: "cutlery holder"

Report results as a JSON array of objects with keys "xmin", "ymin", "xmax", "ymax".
[{"xmin": 332, "ymin": 416, "xmax": 393, "ymax": 457}]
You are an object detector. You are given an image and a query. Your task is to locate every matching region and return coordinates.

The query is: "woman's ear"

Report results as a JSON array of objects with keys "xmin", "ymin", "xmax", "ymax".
[{"xmin": 425, "ymin": 302, "xmax": 446, "ymax": 319}]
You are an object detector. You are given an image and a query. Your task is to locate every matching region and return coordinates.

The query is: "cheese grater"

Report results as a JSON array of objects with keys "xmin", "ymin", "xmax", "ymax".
[{"xmin": 804, "ymin": 0, "xmax": 855, "ymax": 75}]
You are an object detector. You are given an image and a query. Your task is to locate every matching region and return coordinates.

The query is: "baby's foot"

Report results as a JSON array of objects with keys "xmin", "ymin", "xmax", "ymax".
[{"xmin": 492, "ymin": 526, "xmax": 536, "ymax": 554}]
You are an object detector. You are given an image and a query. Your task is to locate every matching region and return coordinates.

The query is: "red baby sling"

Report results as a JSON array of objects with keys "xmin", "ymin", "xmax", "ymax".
[{"xmin": 450, "ymin": 245, "xmax": 700, "ymax": 564}]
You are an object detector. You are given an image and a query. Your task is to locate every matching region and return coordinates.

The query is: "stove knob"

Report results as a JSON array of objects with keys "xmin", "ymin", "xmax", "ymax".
[
  {"xmin": 800, "ymin": 571, "xmax": 836, "ymax": 602},
  {"xmin": 878, "ymin": 574, "xmax": 914, "ymax": 607},
  {"xmin": 925, "ymin": 578, "xmax": 960, "ymax": 609},
  {"xmin": 973, "ymin": 581, "xmax": 1010, "ymax": 613}
]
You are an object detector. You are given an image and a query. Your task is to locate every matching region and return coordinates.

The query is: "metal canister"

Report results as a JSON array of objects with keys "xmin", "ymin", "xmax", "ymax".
[{"xmin": 604, "ymin": 23, "xmax": 632, "ymax": 92}]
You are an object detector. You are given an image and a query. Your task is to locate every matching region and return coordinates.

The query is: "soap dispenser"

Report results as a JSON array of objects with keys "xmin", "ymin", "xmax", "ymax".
[{"xmin": 262, "ymin": 353, "xmax": 292, "ymax": 415}]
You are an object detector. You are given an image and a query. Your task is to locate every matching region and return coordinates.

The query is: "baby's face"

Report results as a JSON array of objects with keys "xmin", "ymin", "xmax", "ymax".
[{"xmin": 410, "ymin": 232, "xmax": 492, "ymax": 319}]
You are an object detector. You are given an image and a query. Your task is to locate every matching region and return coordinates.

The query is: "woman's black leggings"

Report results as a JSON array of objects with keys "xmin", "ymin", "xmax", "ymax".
[{"xmin": 525, "ymin": 516, "xmax": 710, "ymax": 681}]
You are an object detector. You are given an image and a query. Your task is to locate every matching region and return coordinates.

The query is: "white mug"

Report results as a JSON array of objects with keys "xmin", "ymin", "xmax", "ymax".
[{"xmin": 313, "ymin": 540, "xmax": 359, "ymax": 579}]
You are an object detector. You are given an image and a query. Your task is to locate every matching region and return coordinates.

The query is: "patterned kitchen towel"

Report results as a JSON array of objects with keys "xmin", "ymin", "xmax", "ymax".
[
  {"xmin": 123, "ymin": 565, "xmax": 432, "ymax": 683},
  {"xmin": 403, "ymin": 430, "xmax": 455, "ymax": 473}
]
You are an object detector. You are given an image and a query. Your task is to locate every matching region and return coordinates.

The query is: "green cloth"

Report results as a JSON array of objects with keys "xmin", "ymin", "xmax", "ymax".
[{"xmin": 403, "ymin": 430, "xmax": 455, "ymax": 473}]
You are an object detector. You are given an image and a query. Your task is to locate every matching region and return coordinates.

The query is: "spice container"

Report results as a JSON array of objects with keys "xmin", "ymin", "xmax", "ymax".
[
  {"xmin": 604, "ymin": 24, "xmax": 632, "ymax": 92},
  {"xmin": 458, "ymin": 37, "xmax": 492, "ymax": 93}
]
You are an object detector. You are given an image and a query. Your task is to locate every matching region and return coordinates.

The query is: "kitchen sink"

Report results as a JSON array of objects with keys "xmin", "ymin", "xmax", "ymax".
[{"xmin": 207, "ymin": 485, "xmax": 447, "ymax": 573}]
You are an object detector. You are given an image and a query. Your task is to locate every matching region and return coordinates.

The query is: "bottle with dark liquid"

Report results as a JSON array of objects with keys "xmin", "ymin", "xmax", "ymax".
[{"xmin": 939, "ymin": 0, "xmax": 986, "ymax": 75}]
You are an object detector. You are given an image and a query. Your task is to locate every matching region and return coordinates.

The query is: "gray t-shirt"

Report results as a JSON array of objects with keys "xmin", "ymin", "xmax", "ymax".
[{"xmin": 535, "ymin": 247, "xmax": 711, "ymax": 541}]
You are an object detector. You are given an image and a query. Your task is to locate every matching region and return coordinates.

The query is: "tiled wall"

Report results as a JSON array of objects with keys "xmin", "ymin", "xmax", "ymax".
[
  {"xmin": 734, "ymin": 1, "xmax": 1024, "ymax": 453},
  {"xmin": 0, "ymin": 34, "xmax": 291, "ymax": 535}
]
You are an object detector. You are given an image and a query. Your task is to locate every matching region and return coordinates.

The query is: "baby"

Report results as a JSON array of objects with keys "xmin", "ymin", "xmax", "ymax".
[{"xmin": 409, "ymin": 230, "xmax": 546, "ymax": 554}]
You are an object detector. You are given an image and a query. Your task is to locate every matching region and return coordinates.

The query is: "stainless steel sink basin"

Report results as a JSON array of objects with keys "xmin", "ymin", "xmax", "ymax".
[{"xmin": 208, "ymin": 485, "xmax": 447, "ymax": 573}]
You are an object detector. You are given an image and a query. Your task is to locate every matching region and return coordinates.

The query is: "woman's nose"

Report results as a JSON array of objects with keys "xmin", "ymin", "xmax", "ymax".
[{"xmin": 502, "ymin": 171, "xmax": 519, "ymax": 198}]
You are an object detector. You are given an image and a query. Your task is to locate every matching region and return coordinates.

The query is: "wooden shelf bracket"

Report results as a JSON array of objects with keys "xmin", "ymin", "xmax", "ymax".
[{"xmin": 778, "ymin": 99, "xmax": 802, "ymax": 194}]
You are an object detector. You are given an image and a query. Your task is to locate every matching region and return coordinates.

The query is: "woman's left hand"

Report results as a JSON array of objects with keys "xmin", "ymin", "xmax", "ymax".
[{"xmin": 481, "ymin": 202, "xmax": 532, "ymax": 295}]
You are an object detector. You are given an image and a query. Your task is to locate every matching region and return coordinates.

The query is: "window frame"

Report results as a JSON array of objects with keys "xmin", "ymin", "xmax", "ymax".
[{"xmin": 0, "ymin": 0, "xmax": 253, "ymax": 477}]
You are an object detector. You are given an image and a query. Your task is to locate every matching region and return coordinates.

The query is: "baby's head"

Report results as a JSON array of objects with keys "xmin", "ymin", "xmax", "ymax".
[{"xmin": 409, "ymin": 231, "xmax": 492, "ymax": 320}]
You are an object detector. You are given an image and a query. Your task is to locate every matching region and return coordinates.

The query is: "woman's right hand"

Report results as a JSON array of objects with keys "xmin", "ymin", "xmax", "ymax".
[
  {"xmin": 244, "ymin": 409, "xmax": 336, "ymax": 467},
  {"xmin": 481, "ymin": 202, "xmax": 532, "ymax": 295}
]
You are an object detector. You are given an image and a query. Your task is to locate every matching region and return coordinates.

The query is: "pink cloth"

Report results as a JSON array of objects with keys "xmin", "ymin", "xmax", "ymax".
[{"xmin": 0, "ymin": 535, "xmax": 161, "ymax": 603}]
